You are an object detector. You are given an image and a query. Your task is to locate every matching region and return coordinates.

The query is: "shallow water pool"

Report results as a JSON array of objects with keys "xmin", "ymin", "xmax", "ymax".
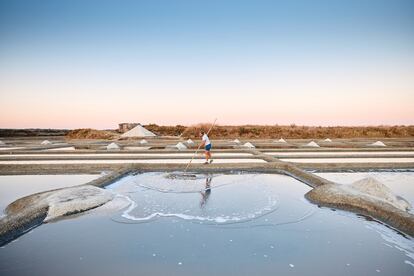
[{"xmin": 0, "ymin": 173, "xmax": 413, "ymax": 275}]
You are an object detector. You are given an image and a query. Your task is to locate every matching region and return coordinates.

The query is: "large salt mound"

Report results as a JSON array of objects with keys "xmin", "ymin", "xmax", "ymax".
[
  {"xmin": 140, "ymin": 139, "xmax": 148, "ymax": 144},
  {"xmin": 121, "ymin": 124, "xmax": 156, "ymax": 138},
  {"xmin": 45, "ymin": 185, "xmax": 114, "ymax": 221},
  {"xmin": 106, "ymin": 142, "xmax": 121, "ymax": 150},
  {"xmin": 243, "ymin": 142, "xmax": 255, "ymax": 148},
  {"xmin": 304, "ymin": 141, "xmax": 320, "ymax": 147},
  {"xmin": 233, "ymin": 139, "xmax": 241, "ymax": 144},
  {"xmin": 347, "ymin": 177, "xmax": 411, "ymax": 211},
  {"xmin": 175, "ymin": 142, "xmax": 187, "ymax": 150},
  {"xmin": 41, "ymin": 140, "xmax": 52, "ymax": 145},
  {"xmin": 370, "ymin": 141, "xmax": 386, "ymax": 147},
  {"xmin": 276, "ymin": 138, "xmax": 286, "ymax": 143}
]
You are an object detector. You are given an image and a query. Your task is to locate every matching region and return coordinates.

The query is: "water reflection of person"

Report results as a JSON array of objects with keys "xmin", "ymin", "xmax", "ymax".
[{"xmin": 200, "ymin": 176, "xmax": 212, "ymax": 208}]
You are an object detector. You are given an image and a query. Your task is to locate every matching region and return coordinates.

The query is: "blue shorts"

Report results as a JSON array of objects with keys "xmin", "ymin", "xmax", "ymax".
[{"xmin": 205, "ymin": 144, "xmax": 212, "ymax": 151}]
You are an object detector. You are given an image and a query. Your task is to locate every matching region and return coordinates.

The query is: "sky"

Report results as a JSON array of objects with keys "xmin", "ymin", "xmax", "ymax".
[{"xmin": 0, "ymin": 0, "xmax": 413, "ymax": 129}]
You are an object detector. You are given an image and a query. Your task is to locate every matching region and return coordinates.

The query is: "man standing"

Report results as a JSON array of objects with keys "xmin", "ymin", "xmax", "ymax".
[{"xmin": 200, "ymin": 130, "xmax": 213, "ymax": 164}]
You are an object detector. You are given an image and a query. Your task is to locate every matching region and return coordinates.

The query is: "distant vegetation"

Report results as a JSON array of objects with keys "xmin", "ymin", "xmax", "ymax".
[
  {"xmin": 66, "ymin": 129, "xmax": 117, "ymax": 139},
  {"xmin": 145, "ymin": 124, "xmax": 186, "ymax": 137},
  {"xmin": 1, "ymin": 125, "xmax": 413, "ymax": 139},
  {"xmin": 167, "ymin": 124, "xmax": 414, "ymax": 139}
]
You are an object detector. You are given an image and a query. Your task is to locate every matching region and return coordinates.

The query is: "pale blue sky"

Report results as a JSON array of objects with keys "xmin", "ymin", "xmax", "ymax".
[{"xmin": 0, "ymin": 0, "xmax": 413, "ymax": 128}]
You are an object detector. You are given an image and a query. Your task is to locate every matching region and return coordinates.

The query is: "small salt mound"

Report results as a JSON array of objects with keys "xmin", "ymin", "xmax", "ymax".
[
  {"xmin": 347, "ymin": 177, "xmax": 411, "ymax": 211},
  {"xmin": 186, "ymin": 139, "xmax": 194, "ymax": 145},
  {"xmin": 41, "ymin": 140, "xmax": 52, "ymax": 145},
  {"xmin": 106, "ymin": 142, "xmax": 121, "ymax": 150},
  {"xmin": 0, "ymin": 140, "xmax": 4, "ymax": 145},
  {"xmin": 370, "ymin": 141, "xmax": 386, "ymax": 147},
  {"xmin": 243, "ymin": 142, "xmax": 255, "ymax": 148},
  {"xmin": 324, "ymin": 138, "xmax": 332, "ymax": 142},
  {"xmin": 175, "ymin": 142, "xmax": 187, "ymax": 150},
  {"xmin": 140, "ymin": 139, "xmax": 148, "ymax": 144},
  {"xmin": 305, "ymin": 141, "xmax": 320, "ymax": 147},
  {"xmin": 276, "ymin": 138, "xmax": 286, "ymax": 143},
  {"xmin": 233, "ymin": 139, "xmax": 241, "ymax": 144}
]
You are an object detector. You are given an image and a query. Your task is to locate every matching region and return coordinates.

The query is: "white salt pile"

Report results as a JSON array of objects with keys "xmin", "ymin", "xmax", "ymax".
[
  {"xmin": 106, "ymin": 142, "xmax": 121, "ymax": 150},
  {"xmin": 186, "ymin": 139, "xmax": 194, "ymax": 145},
  {"xmin": 140, "ymin": 139, "xmax": 148, "ymax": 144},
  {"xmin": 243, "ymin": 142, "xmax": 255, "ymax": 148},
  {"xmin": 370, "ymin": 141, "xmax": 386, "ymax": 147},
  {"xmin": 347, "ymin": 177, "xmax": 411, "ymax": 211},
  {"xmin": 175, "ymin": 142, "xmax": 187, "ymax": 150},
  {"xmin": 276, "ymin": 138, "xmax": 286, "ymax": 143},
  {"xmin": 0, "ymin": 140, "xmax": 4, "ymax": 145},
  {"xmin": 305, "ymin": 141, "xmax": 320, "ymax": 147},
  {"xmin": 41, "ymin": 140, "xmax": 52, "ymax": 145},
  {"xmin": 324, "ymin": 138, "xmax": 332, "ymax": 142},
  {"xmin": 233, "ymin": 139, "xmax": 241, "ymax": 144}
]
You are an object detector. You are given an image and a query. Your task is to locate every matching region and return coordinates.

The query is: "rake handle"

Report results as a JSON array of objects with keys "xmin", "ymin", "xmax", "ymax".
[{"xmin": 184, "ymin": 118, "xmax": 217, "ymax": 172}]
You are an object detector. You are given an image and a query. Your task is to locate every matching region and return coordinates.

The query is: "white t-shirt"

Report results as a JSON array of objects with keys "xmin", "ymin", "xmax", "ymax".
[{"xmin": 202, "ymin": 134, "xmax": 211, "ymax": 146}]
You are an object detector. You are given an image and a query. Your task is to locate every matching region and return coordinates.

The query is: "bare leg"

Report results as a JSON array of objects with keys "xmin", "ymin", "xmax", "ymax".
[{"xmin": 205, "ymin": 150, "xmax": 209, "ymax": 162}]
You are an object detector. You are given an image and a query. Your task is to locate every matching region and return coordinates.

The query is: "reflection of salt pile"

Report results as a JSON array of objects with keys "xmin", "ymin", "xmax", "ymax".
[
  {"xmin": 243, "ymin": 142, "xmax": 255, "ymax": 148},
  {"xmin": 175, "ymin": 142, "xmax": 187, "ymax": 150},
  {"xmin": 304, "ymin": 141, "xmax": 320, "ymax": 147},
  {"xmin": 276, "ymin": 138, "xmax": 286, "ymax": 143},
  {"xmin": 41, "ymin": 140, "xmax": 52, "ymax": 145},
  {"xmin": 106, "ymin": 142, "xmax": 121, "ymax": 150},
  {"xmin": 346, "ymin": 177, "xmax": 411, "ymax": 211},
  {"xmin": 370, "ymin": 141, "xmax": 386, "ymax": 147},
  {"xmin": 186, "ymin": 139, "xmax": 194, "ymax": 145},
  {"xmin": 233, "ymin": 139, "xmax": 241, "ymax": 144},
  {"xmin": 140, "ymin": 139, "xmax": 148, "ymax": 144},
  {"xmin": 324, "ymin": 138, "xmax": 332, "ymax": 142}
]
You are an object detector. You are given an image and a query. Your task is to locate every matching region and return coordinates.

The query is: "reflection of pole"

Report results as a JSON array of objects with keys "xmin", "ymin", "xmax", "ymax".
[{"xmin": 200, "ymin": 176, "xmax": 212, "ymax": 208}]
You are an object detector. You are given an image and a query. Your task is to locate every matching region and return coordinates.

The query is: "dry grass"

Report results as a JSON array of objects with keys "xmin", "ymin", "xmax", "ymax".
[
  {"xmin": 66, "ymin": 128, "xmax": 118, "ymax": 139},
  {"xmin": 147, "ymin": 124, "xmax": 414, "ymax": 139}
]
